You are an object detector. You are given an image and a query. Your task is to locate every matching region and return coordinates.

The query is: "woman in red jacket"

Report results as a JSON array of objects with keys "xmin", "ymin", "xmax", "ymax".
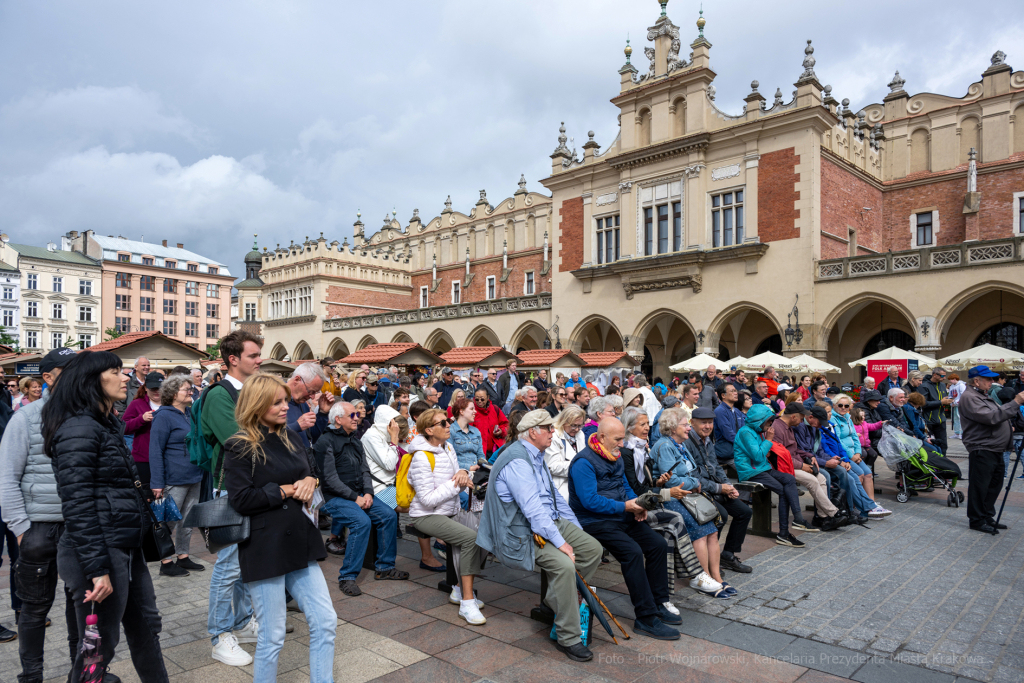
[
  {"xmin": 122, "ymin": 371, "xmax": 164, "ymax": 487},
  {"xmin": 470, "ymin": 387, "xmax": 507, "ymax": 457}
]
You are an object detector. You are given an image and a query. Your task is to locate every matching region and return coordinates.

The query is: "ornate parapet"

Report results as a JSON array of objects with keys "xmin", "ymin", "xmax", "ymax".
[
  {"xmin": 321, "ymin": 294, "xmax": 553, "ymax": 332},
  {"xmin": 815, "ymin": 236, "xmax": 1023, "ymax": 281}
]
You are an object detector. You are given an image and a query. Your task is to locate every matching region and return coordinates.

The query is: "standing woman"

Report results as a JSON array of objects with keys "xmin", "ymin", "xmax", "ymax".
[
  {"xmin": 15, "ymin": 376, "xmax": 42, "ymax": 410},
  {"xmin": 123, "ymin": 372, "xmax": 165, "ymax": 487},
  {"xmin": 224, "ymin": 374, "xmax": 335, "ymax": 683},
  {"xmin": 149, "ymin": 374, "xmax": 205, "ymax": 577},
  {"xmin": 44, "ymin": 351, "xmax": 169, "ymax": 683}
]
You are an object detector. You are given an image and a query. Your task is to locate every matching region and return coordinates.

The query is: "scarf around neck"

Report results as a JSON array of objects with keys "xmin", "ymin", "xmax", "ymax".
[
  {"xmin": 623, "ymin": 434, "xmax": 649, "ymax": 480},
  {"xmin": 588, "ymin": 432, "xmax": 619, "ymax": 462}
]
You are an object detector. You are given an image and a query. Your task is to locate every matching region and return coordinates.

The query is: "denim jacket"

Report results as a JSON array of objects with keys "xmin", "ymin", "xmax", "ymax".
[
  {"xmin": 448, "ymin": 423, "xmax": 484, "ymax": 470},
  {"xmin": 649, "ymin": 437, "xmax": 701, "ymax": 490}
]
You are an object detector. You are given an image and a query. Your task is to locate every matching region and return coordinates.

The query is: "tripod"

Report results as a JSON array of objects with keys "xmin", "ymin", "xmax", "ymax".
[{"xmin": 994, "ymin": 432, "xmax": 1024, "ymax": 527}]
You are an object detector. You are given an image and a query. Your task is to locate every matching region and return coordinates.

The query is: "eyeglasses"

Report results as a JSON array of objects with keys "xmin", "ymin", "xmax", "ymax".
[{"xmin": 566, "ymin": 423, "xmax": 584, "ymax": 432}]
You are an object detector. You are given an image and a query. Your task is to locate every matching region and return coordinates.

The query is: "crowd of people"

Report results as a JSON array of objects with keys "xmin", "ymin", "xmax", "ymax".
[{"xmin": 0, "ymin": 340, "xmax": 1019, "ymax": 681}]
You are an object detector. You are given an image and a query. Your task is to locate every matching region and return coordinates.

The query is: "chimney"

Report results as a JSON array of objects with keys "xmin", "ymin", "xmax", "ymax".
[
  {"xmin": 177, "ymin": 243, "xmax": 183, "ymax": 249},
  {"xmin": 162, "ymin": 240, "xmax": 167, "ymax": 247}
]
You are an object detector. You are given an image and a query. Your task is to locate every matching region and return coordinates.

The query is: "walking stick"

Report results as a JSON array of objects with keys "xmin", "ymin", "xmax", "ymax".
[{"xmin": 576, "ymin": 569, "xmax": 631, "ymax": 640}]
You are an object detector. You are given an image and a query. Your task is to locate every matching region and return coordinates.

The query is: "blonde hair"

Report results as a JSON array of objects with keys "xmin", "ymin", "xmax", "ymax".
[
  {"xmin": 348, "ymin": 369, "xmax": 363, "ymax": 385},
  {"xmin": 415, "ymin": 408, "xmax": 446, "ymax": 438},
  {"xmin": 554, "ymin": 405, "xmax": 586, "ymax": 432},
  {"xmin": 231, "ymin": 373, "xmax": 297, "ymax": 462}
]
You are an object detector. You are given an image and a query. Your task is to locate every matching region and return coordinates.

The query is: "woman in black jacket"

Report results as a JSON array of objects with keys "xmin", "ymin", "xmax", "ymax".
[
  {"xmin": 44, "ymin": 350, "xmax": 169, "ymax": 683},
  {"xmin": 224, "ymin": 373, "xmax": 335, "ymax": 683}
]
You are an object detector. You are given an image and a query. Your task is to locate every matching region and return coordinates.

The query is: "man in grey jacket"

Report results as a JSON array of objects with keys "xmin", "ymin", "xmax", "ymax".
[
  {"xmin": 0, "ymin": 347, "xmax": 79, "ymax": 682},
  {"xmin": 113, "ymin": 356, "xmax": 149, "ymax": 416}
]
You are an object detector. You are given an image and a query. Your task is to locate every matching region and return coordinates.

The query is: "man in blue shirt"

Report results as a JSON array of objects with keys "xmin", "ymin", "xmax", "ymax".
[
  {"xmin": 567, "ymin": 418, "xmax": 681, "ymax": 641},
  {"xmin": 477, "ymin": 410, "xmax": 602, "ymax": 662}
]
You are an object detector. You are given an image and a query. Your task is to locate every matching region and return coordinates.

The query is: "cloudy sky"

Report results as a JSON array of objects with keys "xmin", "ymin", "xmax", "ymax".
[{"xmin": 0, "ymin": 0, "xmax": 1018, "ymax": 278}]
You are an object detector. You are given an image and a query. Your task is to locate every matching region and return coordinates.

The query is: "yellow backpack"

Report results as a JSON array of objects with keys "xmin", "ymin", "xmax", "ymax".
[{"xmin": 395, "ymin": 450, "xmax": 434, "ymax": 511}]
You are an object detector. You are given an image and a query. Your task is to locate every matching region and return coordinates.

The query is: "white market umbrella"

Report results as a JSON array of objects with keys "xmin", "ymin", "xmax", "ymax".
[
  {"xmin": 723, "ymin": 356, "xmax": 748, "ymax": 369},
  {"xmin": 848, "ymin": 346, "xmax": 937, "ymax": 369},
  {"xmin": 735, "ymin": 351, "xmax": 804, "ymax": 374},
  {"xmin": 936, "ymin": 343, "xmax": 1024, "ymax": 372},
  {"xmin": 788, "ymin": 353, "xmax": 841, "ymax": 374},
  {"xmin": 668, "ymin": 353, "xmax": 723, "ymax": 373}
]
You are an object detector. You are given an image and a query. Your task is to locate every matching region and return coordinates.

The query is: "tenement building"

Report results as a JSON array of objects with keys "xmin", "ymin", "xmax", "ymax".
[{"xmin": 249, "ymin": 2, "xmax": 1024, "ymax": 383}]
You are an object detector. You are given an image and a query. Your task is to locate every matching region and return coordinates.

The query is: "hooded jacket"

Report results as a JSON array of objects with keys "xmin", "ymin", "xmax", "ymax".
[
  {"xmin": 732, "ymin": 404, "xmax": 775, "ymax": 482},
  {"xmin": 829, "ymin": 412, "xmax": 862, "ymax": 457},
  {"xmin": 406, "ymin": 434, "xmax": 462, "ymax": 518},
  {"xmin": 361, "ymin": 405, "xmax": 401, "ymax": 494},
  {"xmin": 916, "ymin": 377, "xmax": 946, "ymax": 424},
  {"xmin": 0, "ymin": 394, "xmax": 61, "ymax": 536}
]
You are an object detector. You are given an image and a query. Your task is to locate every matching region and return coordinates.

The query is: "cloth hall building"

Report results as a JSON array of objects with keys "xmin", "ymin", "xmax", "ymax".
[{"xmin": 243, "ymin": 4, "xmax": 1024, "ymax": 383}]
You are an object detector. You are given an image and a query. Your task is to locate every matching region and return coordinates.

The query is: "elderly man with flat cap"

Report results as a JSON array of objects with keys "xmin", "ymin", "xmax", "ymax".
[{"xmin": 477, "ymin": 410, "xmax": 603, "ymax": 662}]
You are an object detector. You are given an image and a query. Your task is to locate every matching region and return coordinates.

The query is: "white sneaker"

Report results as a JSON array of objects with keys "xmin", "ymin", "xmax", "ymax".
[
  {"xmin": 867, "ymin": 507, "xmax": 892, "ymax": 518},
  {"xmin": 459, "ymin": 600, "xmax": 486, "ymax": 625},
  {"xmin": 689, "ymin": 572, "xmax": 724, "ymax": 595},
  {"xmin": 212, "ymin": 633, "xmax": 253, "ymax": 666},
  {"xmin": 449, "ymin": 586, "xmax": 484, "ymax": 609},
  {"xmin": 662, "ymin": 601, "xmax": 680, "ymax": 616},
  {"xmin": 232, "ymin": 617, "xmax": 259, "ymax": 644}
]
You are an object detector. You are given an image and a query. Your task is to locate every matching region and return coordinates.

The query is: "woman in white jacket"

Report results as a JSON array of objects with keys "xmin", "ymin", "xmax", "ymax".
[
  {"xmin": 407, "ymin": 408, "xmax": 486, "ymax": 626},
  {"xmin": 543, "ymin": 405, "xmax": 587, "ymax": 502},
  {"xmin": 361, "ymin": 405, "xmax": 402, "ymax": 507}
]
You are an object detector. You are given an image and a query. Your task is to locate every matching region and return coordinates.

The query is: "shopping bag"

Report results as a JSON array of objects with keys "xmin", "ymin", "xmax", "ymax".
[{"xmin": 150, "ymin": 496, "xmax": 182, "ymax": 522}]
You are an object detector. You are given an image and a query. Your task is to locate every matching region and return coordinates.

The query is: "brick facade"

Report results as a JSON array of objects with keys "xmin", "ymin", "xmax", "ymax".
[
  {"xmin": 758, "ymin": 148, "xmax": 801, "ymax": 242},
  {"xmin": 882, "ymin": 175, "xmax": 966, "ymax": 249},
  {"xmin": 324, "ymin": 285, "xmax": 413, "ymax": 319},
  {"xmin": 820, "ymin": 156, "xmax": 884, "ymax": 252},
  {"xmin": 820, "ymin": 235, "xmax": 847, "ymax": 259},
  {"xmin": 558, "ymin": 197, "xmax": 585, "ymax": 272}
]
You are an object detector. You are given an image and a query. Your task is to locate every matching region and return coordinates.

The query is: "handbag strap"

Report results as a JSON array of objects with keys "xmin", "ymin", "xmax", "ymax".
[{"xmin": 113, "ymin": 432, "xmax": 163, "ymax": 528}]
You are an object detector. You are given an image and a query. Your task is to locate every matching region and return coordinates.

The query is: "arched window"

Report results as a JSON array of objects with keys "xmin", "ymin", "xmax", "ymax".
[
  {"xmin": 909, "ymin": 129, "xmax": 929, "ymax": 174},
  {"xmin": 638, "ymin": 109, "xmax": 652, "ymax": 147},
  {"xmin": 975, "ymin": 323, "xmax": 1023, "ymax": 352},
  {"xmin": 672, "ymin": 98, "xmax": 686, "ymax": 137},
  {"xmin": 960, "ymin": 117, "xmax": 981, "ymax": 165},
  {"xmin": 862, "ymin": 329, "xmax": 916, "ymax": 357},
  {"xmin": 755, "ymin": 334, "xmax": 783, "ymax": 355}
]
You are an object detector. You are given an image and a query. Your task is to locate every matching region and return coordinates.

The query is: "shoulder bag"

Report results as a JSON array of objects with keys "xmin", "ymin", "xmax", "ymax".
[
  {"xmin": 182, "ymin": 453, "xmax": 253, "ymax": 554},
  {"xmin": 681, "ymin": 492, "xmax": 720, "ymax": 525},
  {"xmin": 116, "ymin": 442, "xmax": 176, "ymax": 562}
]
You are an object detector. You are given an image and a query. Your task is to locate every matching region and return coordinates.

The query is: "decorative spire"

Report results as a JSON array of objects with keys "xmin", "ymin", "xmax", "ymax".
[
  {"xmin": 659, "ymin": 0, "xmax": 668, "ymax": 18},
  {"xmin": 696, "ymin": 6, "xmax": 705, "ymax": 38},
  {"xmin": 887, "ymin": 71, "xmax": 906, "ymax": 93},
  {"xmin": 774, "ymin": 88, "xmax": 783, "ymax": 107},
  {"xmin": 443, "ymin": 195, "xmax": 452, "ymax": 213},
  {"xmin": 252, "ymin": 234, "xmax": 258, "ymax": 250},
  {"xmin": 552, "ymin": 122, "xmax": 571, "ymax": 157},
  {"xmin": 624, "ymin": 38, "xmax": 632, "ymax": 65},
  {"xmin": 411, "ymin": 208, "xmax": 420, "ymax": 223},
  {"xmin": 967, "ymin": 148, "xmax": 978, "ymax": 193},
  {"xmin": 797, "ymin": 39, "xmax": 817, "ymax": 82},
  {"xmin": 515, "ymin": 174, "xmax": 528, "ymax": 195}
]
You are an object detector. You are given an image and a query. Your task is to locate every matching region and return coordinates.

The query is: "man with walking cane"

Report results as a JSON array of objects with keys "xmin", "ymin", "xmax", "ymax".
[
  {"xmin": 476, "ymin": 410, "xmax": 603, "ymax": 663},
  {"xmin": 958, "ymin": 365, "xmax": 1024, "ymax": 535}
]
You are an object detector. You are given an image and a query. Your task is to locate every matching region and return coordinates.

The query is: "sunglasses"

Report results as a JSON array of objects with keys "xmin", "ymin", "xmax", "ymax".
[
  {"xmin": 836, "ymin": 403, "xmax": 851, "ymax": 409},
  {"xmin": 347, "ymin": 412, "xmax": 359, "ymax": 420},
  {"xmin": 431, "ymin": 418, "xmax": 450, "ymax": 428}
]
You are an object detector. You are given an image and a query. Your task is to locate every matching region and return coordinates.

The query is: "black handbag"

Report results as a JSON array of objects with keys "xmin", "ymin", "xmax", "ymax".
[
  {"xmin": 182, "ymin": 455, "xmax": 254, "ymax": 553},
  {"xmin": 116, "ymin": 444, "xmax": 175, "ymax": 562}
]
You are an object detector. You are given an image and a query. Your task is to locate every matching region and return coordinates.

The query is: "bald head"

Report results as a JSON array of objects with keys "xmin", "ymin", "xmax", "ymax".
[{"xmin": 596, "ymin": 417, "xmax": 625, "ymax": 456}]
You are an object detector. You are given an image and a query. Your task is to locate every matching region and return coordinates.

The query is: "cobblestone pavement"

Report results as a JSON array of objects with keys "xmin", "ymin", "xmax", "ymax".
[{"xmin": 0, "ymin": 436, "xmax": 1018, "ymax": 683}]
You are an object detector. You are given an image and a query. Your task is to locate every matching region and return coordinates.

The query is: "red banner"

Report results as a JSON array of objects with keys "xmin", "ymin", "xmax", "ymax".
[{"xmin": 867, "ymin": 360, "xmax": 907, "ymax": 388}]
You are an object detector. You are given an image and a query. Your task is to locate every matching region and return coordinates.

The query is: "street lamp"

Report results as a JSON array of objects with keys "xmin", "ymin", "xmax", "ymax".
[
  {"xmin": 544, "ymin": 316, "xmax": 561, "ymax": 350},
  {"xmin": 785, "ymin": 295, "xmax": 803, "ymax": 348}
]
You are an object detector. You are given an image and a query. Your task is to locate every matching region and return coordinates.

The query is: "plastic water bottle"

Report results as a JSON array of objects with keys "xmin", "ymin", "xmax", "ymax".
[{"xmin": 80, "ymin": 611, "xmax": 104, "ymax": 683}]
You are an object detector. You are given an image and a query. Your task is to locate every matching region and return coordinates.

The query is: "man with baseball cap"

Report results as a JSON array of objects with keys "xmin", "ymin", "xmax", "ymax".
[
  {"xmin": 432, "ymin": 367, "xmax": 462, "ymax": 410},
  {"xmin": 477, "ymin": 410, "xmax": 603, "ymax": 662},
  {"xmin": 0, "ymin": 348, "xmax": 79, "ymax": 675},
  {"xmin": 959, "ymin": 365, "xmax": 1024, "ymax": 534}
]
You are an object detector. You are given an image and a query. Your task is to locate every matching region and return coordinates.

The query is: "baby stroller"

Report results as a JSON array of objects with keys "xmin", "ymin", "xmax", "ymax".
[{"xmin": 878, "ymin": 425, "xmax": 963, "ymax": 506}]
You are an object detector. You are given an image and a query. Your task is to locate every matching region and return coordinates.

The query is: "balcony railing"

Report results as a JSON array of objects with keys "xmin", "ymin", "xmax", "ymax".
[
  {"xmin": 816, "ymin": 236, "xmax": 1022, "ymax": 280},
  {"xmin": 322, "ymin": 293, "xmax": 552, "ymax": 332}
]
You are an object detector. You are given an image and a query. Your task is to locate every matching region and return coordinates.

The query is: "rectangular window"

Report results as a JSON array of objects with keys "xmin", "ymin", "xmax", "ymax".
[
  {"xmin": 916, "ymin": 211, "xmax": 933, "ymax": 246},
  {"xmin": 486, "ymin": 276, "xmax": 496, "ymax": 300},
  {"xmin": 163, "ymin": 299, "xmax": 176, "ymax": 315},
  {"xmin": 142, "ymin": 257, "xmax": 153, "ymax": 265},
  {"xmin": 3, "ymin": 310, "xmax": 13, "ymax": 327},
  {"xmin": 2, "ymin": 287, "xmax": 12, "ymax": 300},
  {"xmin": 207, "ymin": 303, "xmax": 219, "ymax": 318},
  {"xmin": 115, "ymin": 294, "xmax": 131, "ymax": 311},
  {"xmin": 185, "ymin": 301, "xmax": 197, "ymax": 316},
  {"xmin": 115, "ymin": 316, "xmax": 130, "ymax": 333},
  {"xmin": 1019, "ymin": 197, "xmax": 1024, "ymax": 233},
  {"xmin": 244, "ymin": 302, "xmax": 256, "ymax": 321},
  {"xmin": 644, "ymin": 207, "xmax": 654, "ymax": 256},
  {"xmin": 26, "ymin": 301, "xmax": 38, "ymax": 317},
  {"xmin": 51, "ymin": 303, "xmax": 63, "ymax": 319},
  {"xmin": 187, "ymin": 264, "xmax": 198, "ymax": 272},
  {"xmin": 165, "ymin": 260, "xmax": 176, "ymax": 270},
  {"xmin": 206, "ymin": 324, "xmax": 219, "ymax": 338},
  {"xmin": 524, "ymin": 271, "xmax": 535, "ymax": 295},
  {"xmin": 118, "ymin": 254, "xmax": 130, "ymax": 262},
  {"xmin": 163, "ymin": 320, "xmax": 177, "ymax": 336},
  {"xmin": 596, "ymin": 215, "xmax": 620, "ymax": 265},
  {"xmin": 78, "ymin": 334, "xmax": 93, "ymax": 349},
  {"xmin": 115, "ymin": 272, "xmax": 130, "ymax": 288},
  {"xmin": 51, "ymin": 332, "xmax": 64, "ymax": 349},
  {"xmin": 140, "ymin": 275, "xmax": 155, "ymax": 291},
  {"xmin": 419, "ymin": 286, "xmax": 428, "ymax": 309},
  {"xmin": 139, "ymin": 297, "xmax": 153, "ymax": 313},
  {"xmin": 139, "ymin": 318, "xmax": 154, "ymax": 332},
  {"xmin": 657, "ymin": 204, "xmax": 669, "ymax": 254},
  {"xmin": 185, "ymin": 322, "xmax": 198, "ymax": 337},
  {"xmin": 52, "ymin": 276, "xmax": 62, "ymax": 293},
  {"xmin": 78, "ymin": 306, "xmax": 92, "ymax": 322},
  {"xmin": 163, "ymin": 278, "xmax": 177, "ymax": 293},
  {"xmin": 185, "ymin": 281, "xmax": 198, "ymax": 296},
  {"xmin": 207, "ymin": 283, "xmax": 219, "ymax": 298},
  {"xmin": 79, "ymin": 280, "xmax": 92, "ymax": 295},
  {"xmin": 209, "ymin": 267, "xmax": 219, "ymax": 275},
  {"xmin": 711, "ymin": 190, "xmax": 745, "ymax": 248},
  {"xmin": 672, "ymin": 201, "xmax": 682, "ymax": 251},
  {"xmin": 26, "ymin": 274, "xmax": 37, "ymax": 290},
  {"xmin": 451, "ymin": 281, "xmax": 461, "ymax": 305},
  {"xmin": 25, "ymin": 331, "xmax": 37, "ymax": 348}
]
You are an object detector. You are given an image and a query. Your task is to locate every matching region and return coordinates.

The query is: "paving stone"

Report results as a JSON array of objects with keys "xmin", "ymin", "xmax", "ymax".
[{"xmin": 706, "ymin": 621, "xmax": 796, "ymax": 657}]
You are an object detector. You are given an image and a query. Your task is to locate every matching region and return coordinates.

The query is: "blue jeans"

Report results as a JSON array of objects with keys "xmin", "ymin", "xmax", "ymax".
[
  {"xmin": 248, "ymin": 562, "xmax": 336, "ymax": 683},
  {"xmin": 321, "ymin": 496, "xmax": 398, "ymax": 581},
  {"xmin": 848, "ymin": 460, "xmax": 872, "ymax": 477},
  {"xmin": 826, "ymin": 465, "xmax": 875, "ymax": 515},
  {"xmin": 207, "ymin": 494, "xmax": 253, "ymax": 644}
]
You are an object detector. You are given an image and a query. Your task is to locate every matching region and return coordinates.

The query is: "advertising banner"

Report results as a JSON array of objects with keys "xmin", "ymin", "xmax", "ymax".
[{"xmin": 867, "ymin": 360, "xmax": 907, "ymax": 388}]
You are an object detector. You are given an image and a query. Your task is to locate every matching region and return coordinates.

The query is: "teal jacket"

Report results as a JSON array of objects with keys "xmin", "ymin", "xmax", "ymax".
[
  {"xmin": 733, "ymin": 404, "xmax": 775, "ymax": 482},
  {"xmin": 829, "ymin": 413, "xmax": 861, "ymax": 456}
]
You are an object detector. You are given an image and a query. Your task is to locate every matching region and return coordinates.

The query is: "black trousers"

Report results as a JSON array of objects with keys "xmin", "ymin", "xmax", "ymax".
[
  {"xmin": 748, "ymin": 470, "xmax": 805, "ymax": 535},
  {"xmin": 583, "ymin": 513, "xmax": 668, "ymax": 621},
  {"xmin": 967, "ymin": 449, "xmax": 1004, "ymax": 526},
  {"xmin": 15, "ymin": 522, "xmax": 79, "ymax": 683},
  {"xmin": 927, "ymin": 421, "xmax": 948, "ymax": 455},
  {"xmin": 713, "ymin": 497, "xmax": 751, "ymax": 555}
]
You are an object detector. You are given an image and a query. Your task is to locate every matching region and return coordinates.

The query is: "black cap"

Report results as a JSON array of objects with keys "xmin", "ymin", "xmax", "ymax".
[
  {"xmin": 784, "ymin": 403, "xmax": 808, "ymax": 415},
  {"xmin": 40, "ymin": 348, "xmax": 76, "ymax": 374},
  {"xmin": 808, "ymin": 405, "xmax": 829, "ymax": 421},
  {"xmin": 144, "ymin": 374, "xmax": 165, "ymax": 389},
  {"xmin": 825, "ymin": 387, "xmax": 840, "ymax": 395},
  {"xmin": 691, "ymin": 406, "xmax": 715, "ymax": 420},
  {"xmin": 860, "ymin": 389, "xmax": 883, "ymax": 403}
]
